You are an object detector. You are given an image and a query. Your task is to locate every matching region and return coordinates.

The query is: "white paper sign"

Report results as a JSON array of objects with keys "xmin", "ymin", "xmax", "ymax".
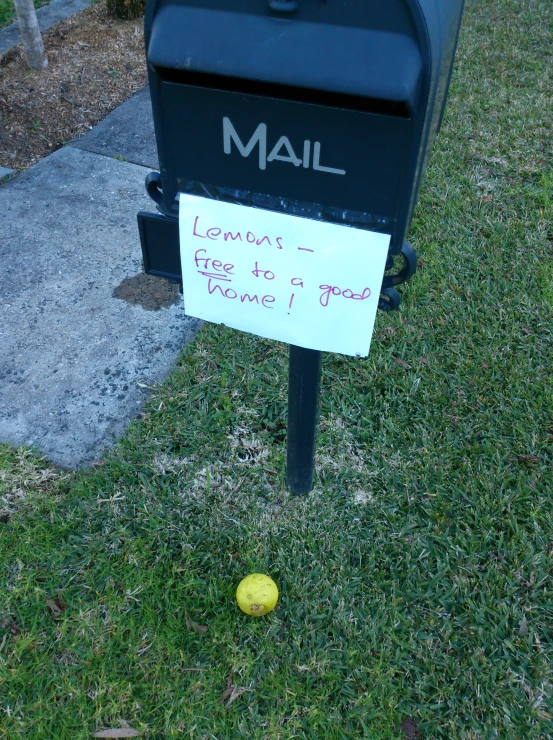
[{"xmin": 179, "ymin": 194, "xmax": 390, "ymax": 357}]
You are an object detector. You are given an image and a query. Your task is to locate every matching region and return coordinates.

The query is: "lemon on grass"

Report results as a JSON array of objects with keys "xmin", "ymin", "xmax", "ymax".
[{"xmin": 236, "ymin": 574, "xmax": 279, "ymax": 616}]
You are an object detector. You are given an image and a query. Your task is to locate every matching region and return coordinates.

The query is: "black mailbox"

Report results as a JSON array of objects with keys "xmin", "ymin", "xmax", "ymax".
[
  {"xmin": 138, "ymin": 0, "xmax": 464, "ymax": 308},
  {"xmin": 137, "ymin": 0, "xmax": 465, "ymax": 495}
]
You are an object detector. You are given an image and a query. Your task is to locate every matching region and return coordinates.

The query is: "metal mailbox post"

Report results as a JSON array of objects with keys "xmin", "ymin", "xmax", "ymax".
[{"xmin": 138, "ymin": 0, "xmax": 465, "ymax": 494}]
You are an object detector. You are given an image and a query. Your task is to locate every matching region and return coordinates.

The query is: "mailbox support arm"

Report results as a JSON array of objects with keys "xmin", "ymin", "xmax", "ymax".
[{"xmin": 286, "ymin": 345, "xmax": 322, "ymax": 495}]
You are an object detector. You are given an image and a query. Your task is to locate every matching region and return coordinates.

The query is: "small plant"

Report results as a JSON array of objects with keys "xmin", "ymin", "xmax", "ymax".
[{"xmin": 106, "ymin": 0, "xmax": 144, "ymax": 20}]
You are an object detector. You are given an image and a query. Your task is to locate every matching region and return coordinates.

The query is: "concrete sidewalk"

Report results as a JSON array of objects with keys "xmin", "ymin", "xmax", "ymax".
[
  {"xmin": 0, "ymin": 0, "xmax": 94, "ymax": 56},
  {"xmin": 0, "ymin": 166, "xmax": 14, "ymax": 182},
  {"xmin": 0, "ymin": 86, "xmax": 199, "ymax": 468},
  {"xmin": 73, "ymin": 85, "xmax": 158, "ymax": 169}
]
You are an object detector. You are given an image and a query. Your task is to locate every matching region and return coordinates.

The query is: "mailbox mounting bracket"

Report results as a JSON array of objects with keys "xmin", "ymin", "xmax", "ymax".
[{"xmin": 138, "ymin": 172, "xmax": 417, "ymax": 310}]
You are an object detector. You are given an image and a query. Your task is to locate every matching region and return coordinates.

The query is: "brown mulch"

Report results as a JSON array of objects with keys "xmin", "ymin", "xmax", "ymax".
[{"xmin": 0, "ymin": 1, "xmax": 147, "ymax": 170}]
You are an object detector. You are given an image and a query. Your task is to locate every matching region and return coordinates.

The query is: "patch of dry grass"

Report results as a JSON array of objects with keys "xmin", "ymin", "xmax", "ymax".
[{"xmin": 0, "ymin": 447, "xmax": 71, "ymax": 516}]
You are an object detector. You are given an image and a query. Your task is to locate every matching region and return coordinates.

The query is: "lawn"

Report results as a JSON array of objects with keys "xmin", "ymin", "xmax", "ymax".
[
  {"xmin": 1, "ymin": 0, "xmax": 552, "ymax": 737},
  {"xmin": 0, "ymin": 0, "xmax": 50, "ymax": 29}
]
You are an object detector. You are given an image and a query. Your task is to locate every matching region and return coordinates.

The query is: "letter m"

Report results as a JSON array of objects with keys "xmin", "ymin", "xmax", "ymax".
[
  {"xmin": 240, "ymin": 293, "xmax": 260, "ymax": 304},
  {"xmin": 223, "ymin": 117, "xmax": 267, "ymax": 171}
]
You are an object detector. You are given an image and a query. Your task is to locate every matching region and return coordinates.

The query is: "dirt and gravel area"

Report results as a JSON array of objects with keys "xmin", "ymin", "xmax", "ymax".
[{"xmin": 0, "ymin": 0, "xmax": 146, "ymax": 170}]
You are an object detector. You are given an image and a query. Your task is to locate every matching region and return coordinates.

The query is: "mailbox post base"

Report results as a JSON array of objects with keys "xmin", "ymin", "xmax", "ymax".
[{"xmin": 286, "ymin": 345, "xmax": 322, "ymax": 495}]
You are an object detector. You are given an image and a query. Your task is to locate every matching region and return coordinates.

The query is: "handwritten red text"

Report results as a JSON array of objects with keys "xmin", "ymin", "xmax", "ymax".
[{"xmin": 319, "ymin": 284, "xmax": 371, "ymax": 307}]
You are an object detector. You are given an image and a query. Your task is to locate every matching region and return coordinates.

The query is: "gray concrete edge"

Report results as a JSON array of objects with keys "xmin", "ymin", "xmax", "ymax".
[{"xmin": 0, "ymin": 167, "xmax": 16, "ymax": 183}]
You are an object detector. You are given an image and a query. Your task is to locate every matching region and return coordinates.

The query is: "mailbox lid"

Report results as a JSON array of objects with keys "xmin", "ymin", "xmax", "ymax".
[{"xmin": 147, "ymin": 6, "xmax": 424, "ymax": 113}]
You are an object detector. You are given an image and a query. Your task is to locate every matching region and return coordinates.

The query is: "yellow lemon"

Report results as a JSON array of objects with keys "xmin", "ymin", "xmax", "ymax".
[{"xmin": 236, "ymin": 574, "xmax": 279, "ymax": 617}]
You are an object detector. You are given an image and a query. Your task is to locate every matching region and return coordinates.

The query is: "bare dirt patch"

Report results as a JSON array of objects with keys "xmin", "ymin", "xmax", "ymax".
[
  {"xmin": 0, "ymin": 0, "xmax": 146, "ymax": 170},
  {"xmin": 113, "ymin": 272, "xmax": 181, "ymax": 311}
]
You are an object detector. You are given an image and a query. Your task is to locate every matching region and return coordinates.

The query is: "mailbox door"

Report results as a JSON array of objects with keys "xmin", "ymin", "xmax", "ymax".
[{"xmin": 153, "ymin": 80, "xmax": 413, "ymax": 240}]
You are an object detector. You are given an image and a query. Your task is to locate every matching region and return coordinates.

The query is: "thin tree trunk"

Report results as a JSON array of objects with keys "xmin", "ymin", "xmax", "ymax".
[{"xmin": 13, "ymin": 0, "xmax": 48, "ymax": 70}]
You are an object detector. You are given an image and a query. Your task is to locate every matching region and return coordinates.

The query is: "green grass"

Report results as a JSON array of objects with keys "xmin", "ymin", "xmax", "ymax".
[
  {"xmin": 1, "ymin": 0, "xmax": 553, "ymax": 737},
  {"xmin": 0, "ymin": 0, "xmax": 50, "ymax": 30}
]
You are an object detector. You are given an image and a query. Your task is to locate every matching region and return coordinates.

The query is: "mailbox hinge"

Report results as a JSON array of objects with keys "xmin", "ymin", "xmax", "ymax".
[{"xmin": 378, "ymin": 241, "xmax": 418, "ymax": 311}]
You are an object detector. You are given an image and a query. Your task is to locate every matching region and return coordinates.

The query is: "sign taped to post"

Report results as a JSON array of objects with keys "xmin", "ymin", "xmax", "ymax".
[{"xmin": 179, "ymin": 194, "xmax": 389, "ymax": 357}]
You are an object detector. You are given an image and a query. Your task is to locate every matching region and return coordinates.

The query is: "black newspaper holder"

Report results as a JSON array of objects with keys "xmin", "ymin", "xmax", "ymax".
[{"xmin": 138, "ymin": 0, "xmax": 464, "ymax": 492}]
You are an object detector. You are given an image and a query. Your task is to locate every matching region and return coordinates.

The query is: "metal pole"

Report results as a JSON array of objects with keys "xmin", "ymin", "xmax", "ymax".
[{"xmin": 286, "ymin": 345, "xmax": 322, "ymax": 495}]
